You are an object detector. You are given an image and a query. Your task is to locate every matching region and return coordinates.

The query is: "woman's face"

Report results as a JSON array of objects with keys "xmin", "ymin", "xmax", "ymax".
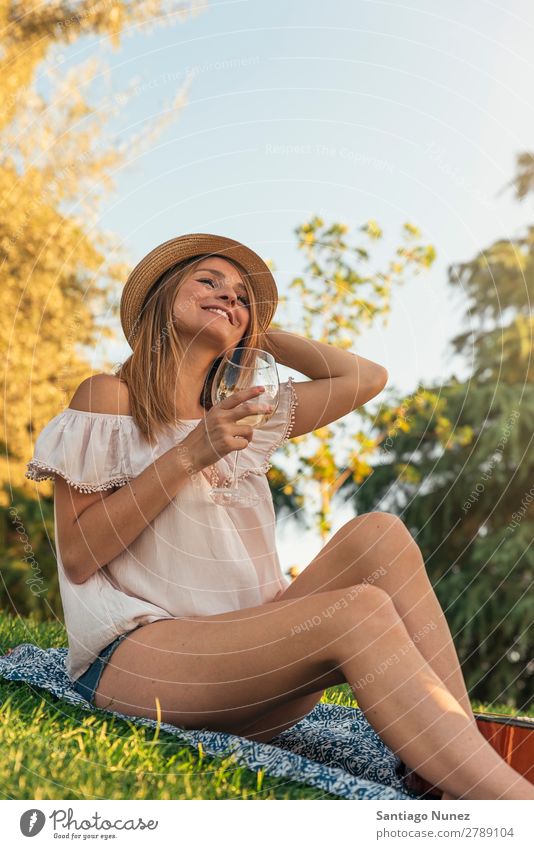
[{"xmin": 172, "ymin": 256, "xmax": 251, "ymax": 350}]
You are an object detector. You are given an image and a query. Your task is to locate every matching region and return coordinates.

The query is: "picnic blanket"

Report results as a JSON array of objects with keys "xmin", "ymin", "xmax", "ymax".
[{"xmin": 0, "ymin": 642, "xmax": 417, "ymax": 800}]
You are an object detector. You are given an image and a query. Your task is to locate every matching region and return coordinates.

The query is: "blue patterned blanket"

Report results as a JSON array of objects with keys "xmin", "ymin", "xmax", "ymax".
[{"xmin": 0, "ymin": 643, "xmax": 417, "ymax": 800}]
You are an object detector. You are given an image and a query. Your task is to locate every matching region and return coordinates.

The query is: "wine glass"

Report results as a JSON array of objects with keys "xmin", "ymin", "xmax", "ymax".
[{"xmin": 208, "ymin": 347, "xmax": 280, "ymax": 507}]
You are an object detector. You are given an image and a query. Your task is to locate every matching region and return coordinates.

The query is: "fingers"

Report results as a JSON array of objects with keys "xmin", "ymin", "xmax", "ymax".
[
  {"xmin": 232, "ymin": 427, "xmax": 254, "ymax": 444},
  {"xmin": 233, "ymin": 399, "xmax": 274, "ymax": 426},
  {"xmin": 220, "ymin": 385, "xmax": 265, "ymax": 409},
  {"xmin": 217, "ymin": 387, "xmax": 273, "ymax": 421}
]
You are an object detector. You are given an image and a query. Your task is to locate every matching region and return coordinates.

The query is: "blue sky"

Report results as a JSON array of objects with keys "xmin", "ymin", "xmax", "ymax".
[{"xmin": 48, "ymin": 0, "xmax": 534, "ymax": 569}]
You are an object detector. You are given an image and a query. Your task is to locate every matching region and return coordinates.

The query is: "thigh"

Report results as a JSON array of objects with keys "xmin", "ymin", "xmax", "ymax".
[
  {"xmin": 233, "ymin": 689, "xmax": 327, "ymax": 742},
  {"xmin": 93, "ymin": 590, "xmax": 359, "ymax": 732}
]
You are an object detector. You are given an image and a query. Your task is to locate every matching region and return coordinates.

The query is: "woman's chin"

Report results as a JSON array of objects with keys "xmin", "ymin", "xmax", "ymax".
[
  {"xmin": 178, "ymin": 318, "xmax": 245, "ymax": 352},
  {"xmin": 196, "ymin": 326, "xmax": 241, "ymax": 353}
]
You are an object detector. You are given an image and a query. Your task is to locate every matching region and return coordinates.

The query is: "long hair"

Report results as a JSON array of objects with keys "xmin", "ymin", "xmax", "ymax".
[{"xmin": 113, "ymin": 253, "xmax": 264, "ymax": 444}]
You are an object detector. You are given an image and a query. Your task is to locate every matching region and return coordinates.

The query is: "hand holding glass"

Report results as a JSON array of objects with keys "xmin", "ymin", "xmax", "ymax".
[{"xmin": 209, "ymin": 348, "xmax": 280, "ymax": 506}]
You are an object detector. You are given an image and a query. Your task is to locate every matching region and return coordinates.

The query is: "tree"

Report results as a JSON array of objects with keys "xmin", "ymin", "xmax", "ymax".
[
  {"xmin": 1, "ymin": 0, "xmax": 200, "ymax": 617},
  {"xmin": 347, "ymin": 223, "xmax": 534, "ymax": 707},
  {"xmin": 268, "ymin": 216, "xmax": 435, "ymax": 543}
]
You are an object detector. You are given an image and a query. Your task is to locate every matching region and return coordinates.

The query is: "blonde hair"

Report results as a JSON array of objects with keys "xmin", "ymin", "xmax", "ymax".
[{"xmin": 114, "ymin": 254, "xmax": 264, "ymax": 445}]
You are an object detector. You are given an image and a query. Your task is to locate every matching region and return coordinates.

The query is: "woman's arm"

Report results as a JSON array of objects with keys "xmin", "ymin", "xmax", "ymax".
[
  {"xmin": 58, "ymin": 374, "xmax": 268, "ymax": 584},
  {"xmin": 59, "ymin": 445, "xmax": 194, "ymax": 585},
  {"xmin": 56, "ymin": 374, "xmax": 199, "ymax": 585},
  {"xmin": 262, "ymin": 329, "xmax": 388, "ymax": 437}
]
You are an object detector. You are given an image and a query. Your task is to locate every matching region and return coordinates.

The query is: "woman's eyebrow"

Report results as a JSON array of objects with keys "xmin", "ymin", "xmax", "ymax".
[{"xmin": 195, "ymin": 266, "xmax": 248, "ymax": 293}]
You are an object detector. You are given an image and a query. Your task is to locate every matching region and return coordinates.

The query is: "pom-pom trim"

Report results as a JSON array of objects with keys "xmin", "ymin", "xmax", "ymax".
[
  {"xmin": 24, "ymin": 377, "xmax": 299, "ymax": 494},
  {"xmin": 25, "ymin": 461, "xmax": 129, "ymax": 494}
]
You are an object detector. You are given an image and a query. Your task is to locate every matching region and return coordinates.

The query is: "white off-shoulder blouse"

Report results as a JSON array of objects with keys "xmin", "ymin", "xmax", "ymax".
[{"xmin": 25, "ymin": 377, "xmax": 298, "ymax": 681}]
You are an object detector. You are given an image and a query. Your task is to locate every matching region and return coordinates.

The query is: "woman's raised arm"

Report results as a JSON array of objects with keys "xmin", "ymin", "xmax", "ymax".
[{"xmin": 262, "ymin": 329, "xmax": 388, "ymax": 438}]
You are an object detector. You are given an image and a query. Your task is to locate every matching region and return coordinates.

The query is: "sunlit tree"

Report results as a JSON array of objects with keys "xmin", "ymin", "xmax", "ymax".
[{"xmin": 1, "ymin": 0, "xmax": 201, "ymax": 614}]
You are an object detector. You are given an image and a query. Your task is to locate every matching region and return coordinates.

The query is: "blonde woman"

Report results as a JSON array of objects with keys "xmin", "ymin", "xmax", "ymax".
[{"xmin": 26, "ymin": 233, "xmax": 534, "ymax": 801}]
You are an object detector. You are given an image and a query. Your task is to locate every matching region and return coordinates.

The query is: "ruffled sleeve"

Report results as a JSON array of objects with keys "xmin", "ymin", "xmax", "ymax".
[
  {"xmin": 234, "ymin": 375, "xmax": 299, "ymax": 479},
  {"xmin": 24, "ymin": 409, "xmax": 143, "ymax": 494}
]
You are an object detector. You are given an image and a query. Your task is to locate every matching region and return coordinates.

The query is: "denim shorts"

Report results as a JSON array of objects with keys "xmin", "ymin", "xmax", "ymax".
[{"xmin": 71, "ymin": 624, "xmax": 145, "ymax": 705}]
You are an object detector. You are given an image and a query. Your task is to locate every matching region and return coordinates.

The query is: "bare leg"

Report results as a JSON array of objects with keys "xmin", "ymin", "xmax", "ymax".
[
  {"xmin": 94, "ymin": 585, "xmax": 534, "ymax": 800},
  {"xmin": 278, "ymin": 512, "xmax": 475, "ymax": 725}
]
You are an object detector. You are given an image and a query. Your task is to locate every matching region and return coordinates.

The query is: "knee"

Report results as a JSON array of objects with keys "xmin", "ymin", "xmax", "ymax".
[
  {"xmin": 328, "ymin": 583, "xmax": 399, "ymax": 632},
  {"xmin": 342, "ymin": 511, "xmax": 422, "ymax": 560},
  {"xmin": 344, "ymin": 510, "xmax": 411, "ymax": 538},
  {"xmin": 348, "ymin": 582, "xmax": 396, "ymax": 611}
]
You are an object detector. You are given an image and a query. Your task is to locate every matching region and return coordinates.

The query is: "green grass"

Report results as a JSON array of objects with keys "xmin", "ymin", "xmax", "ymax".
[
  {"xmin": 0, "ymin": 614, "xmax": 350, "ymax": 800},
  {"xmin": 0, "ymin": 614, "xmax": 531, "ymax": 800}
]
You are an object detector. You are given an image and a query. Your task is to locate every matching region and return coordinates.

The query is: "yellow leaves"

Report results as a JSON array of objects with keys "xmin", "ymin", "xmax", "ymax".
[
  {"xmin": 351, "ymin": 457, "xmax": 373, "ymax": 484},
  {"xmin": 394, "ymin": 463, "xmax": 421, "ymax": 484},
  {"xmin": 319, "ymin": 515, "xmax": 332, "ymax": 537},
  {"xmin": 1, "ymin": 1, "xmax": 201, "ymax": 502},
  {"xmin": 353, "ymin": 431, "xmax": 377, "ymax": 453},
  {"xmin": 362, "ymin": 219, "xmax": 383, "ymax": 240},
  {"xmin": 276, "ymin": 213, "xmax": 434, "ymax": 538},
  {"xmin": 434, "ymin": 414, "xmax": 454, "ymax": 446},
  {"xmin": 439, "ymin": 423, "xmax": 474, "ymax": 450},
  {"xmin": 403, "ymin": 222, "xmax": 421, "ymax": 239},
  {"xmin": 455, "ymin": 425, "xmax": 474, "ymax": 447},
  {"xmin": 423, "ymin": 244, "xmax": 437, "ymax": 267}
]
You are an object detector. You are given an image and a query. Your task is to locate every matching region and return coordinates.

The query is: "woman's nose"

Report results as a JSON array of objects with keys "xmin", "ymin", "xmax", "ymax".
[{"xmin": 218, "ymin": 288, "xmax": 237, "ymax": 305}]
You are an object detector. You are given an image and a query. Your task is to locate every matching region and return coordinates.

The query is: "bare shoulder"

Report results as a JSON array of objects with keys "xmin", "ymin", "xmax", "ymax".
[{"xmin": 68, "ymin": 373, "xmax": 131, "ymax": 416}]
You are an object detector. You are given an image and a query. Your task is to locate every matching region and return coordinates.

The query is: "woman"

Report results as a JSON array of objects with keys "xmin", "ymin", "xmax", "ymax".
[{"xmin": 26, "ymin": 233, "xmax": 533, "ymax": 801}]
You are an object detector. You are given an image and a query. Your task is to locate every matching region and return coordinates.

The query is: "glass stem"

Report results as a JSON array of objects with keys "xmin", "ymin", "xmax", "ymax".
[{"xmin": 229, "ymin": 449, "xmax": 239, "ymax": 490}]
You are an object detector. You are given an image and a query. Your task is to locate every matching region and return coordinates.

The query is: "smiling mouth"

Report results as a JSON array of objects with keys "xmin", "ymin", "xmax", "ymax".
[{"xmin": 202, "ymin": 307, "xmax": 232, "ymax": 324}]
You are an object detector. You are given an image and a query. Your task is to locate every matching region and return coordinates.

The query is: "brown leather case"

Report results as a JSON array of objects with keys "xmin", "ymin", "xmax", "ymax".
[{"xmin": 402, "ymin": 711, "xmax": 534, "ymax": 798}]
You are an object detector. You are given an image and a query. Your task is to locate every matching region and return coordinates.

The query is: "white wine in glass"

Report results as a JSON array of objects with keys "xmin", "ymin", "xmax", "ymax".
[{"xmin": 209, "ymin": 347, "xmax": 280, "ymax": 507}]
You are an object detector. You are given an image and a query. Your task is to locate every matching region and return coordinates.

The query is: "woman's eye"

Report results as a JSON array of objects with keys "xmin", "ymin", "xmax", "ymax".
[{"xmin": 199, "ymin": 278, "xmax": 249, "ymax": 307}]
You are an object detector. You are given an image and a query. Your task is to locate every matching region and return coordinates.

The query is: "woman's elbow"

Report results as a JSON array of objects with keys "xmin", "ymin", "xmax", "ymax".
[
  {"xmin": 62, "ymin": 544, "xmax": 92, "ymax": 584},
  {"xmin": 344, "ymin": 362, "xmax": 389, "ymax": 409},
  {"xmin": 362, "ymin": 366, "xmax": 388, "ymax": 404},
  {"xmin": 374, "ymin": 365, "xmax": 389, "ymax": 393}
]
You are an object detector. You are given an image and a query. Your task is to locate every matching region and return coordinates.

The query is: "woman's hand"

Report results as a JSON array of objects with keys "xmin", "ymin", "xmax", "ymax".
[{"xmin": 178, "ymin": 386, "xmax": 274, "ymax": 473}]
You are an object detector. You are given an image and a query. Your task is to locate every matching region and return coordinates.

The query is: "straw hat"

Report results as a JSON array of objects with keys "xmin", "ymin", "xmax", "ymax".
[{"xmin": 120, "ymin": 233, "xmax": 279, "ymax": 348}]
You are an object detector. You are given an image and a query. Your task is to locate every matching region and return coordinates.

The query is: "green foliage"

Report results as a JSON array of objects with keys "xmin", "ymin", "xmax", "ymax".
[
  {"xmin": 344, "ymin": 220, "xmax": 534, "ymax": 707},
  {"xmin": 1, "ymin": 495, "xmax": 61, "ymax": 621},
  {"xmin": 276, "ymin": 216, "xmax": 435, "ymax": 540}
]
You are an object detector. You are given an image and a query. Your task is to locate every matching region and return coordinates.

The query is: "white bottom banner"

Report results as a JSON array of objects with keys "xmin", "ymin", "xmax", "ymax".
[{"xmin": 4, "ymin": 799, "xmax": 533, "ymax": 848}]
